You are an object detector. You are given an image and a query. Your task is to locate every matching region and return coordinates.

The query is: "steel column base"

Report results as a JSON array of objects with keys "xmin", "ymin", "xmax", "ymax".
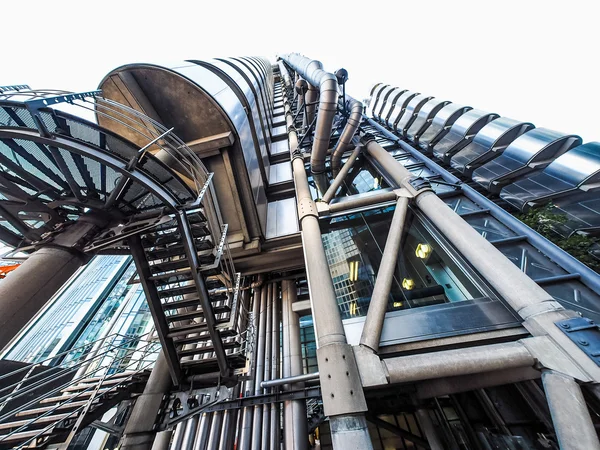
[{"xmin": 329, "ymin": 414, "xmax": 374, "ymax": 450}]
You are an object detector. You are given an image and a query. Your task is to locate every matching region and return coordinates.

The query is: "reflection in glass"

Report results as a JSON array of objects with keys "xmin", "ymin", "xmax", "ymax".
[{"xmin": 321, "ymin": 206, "xmax": 485, "ymax": 320}]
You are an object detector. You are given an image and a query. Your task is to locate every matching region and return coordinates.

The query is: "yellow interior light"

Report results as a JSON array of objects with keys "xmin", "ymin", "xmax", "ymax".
[
  {"xmin": 415, "ymin": 243, "xmax": 432, "ymax": 259},
  {"xmin": 348, "ymin": 260, "xmax": 359, "ymax": 282},
  {"xmin": 373, "ymin": 177, "xmax": 380, "ymax": 190},
  {"xmin": 393, "ymin": 301, "xmax": 403, "ymax": 308},
  {"xmin": 349, "ymin": 301, "xmax": 358, "ymax": 316},
  {"xmin": 402, "ymin": 278, "xmax": 415, "ymax": 290}
]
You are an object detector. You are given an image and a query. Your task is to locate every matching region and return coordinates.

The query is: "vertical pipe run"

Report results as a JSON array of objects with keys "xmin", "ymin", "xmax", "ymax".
[
  {"xmin": 270, "ymin": 283, "xmax": 280, "ymax": 450},
  {"xmin": 181, "ymin": 416, "xmax": 199, "ymax": 450},
  {"xmin": 281, "ymin": 64, "xmax": 373, "ymax": 450},
  {"xmin": 239, "ymin": 288, "xmax": 261, "ymax": 450},
  {"xmin": 282, "ymin": 279, "xmax": 309, "ymax": 450},
  {"xmin": 193, "ymin": 412, "xmax": 211, "ymax": 450},
  {"xmin": 542, "ymin": 370, "xmax": 600, "ymax": 450},
  {"xmin": 262, "ymin": 283, "xmax": 273, "ymax": 449},
  {"xmin": 218, "ymin": 409, "xmax": 232, "ymax": 450},
  {"xmin": 331, "ymin": 98, "xmax": 364, "ymax": 175},
  {"xmin": 206, "ymin": 411, "xmax": 223, "ymax": 450},
  {"xmin": 251, "ymin": 286, "xmax": 268, "ymax": 450},
  {"xmin": 359, "ymin": 196, "xmax": 409, "ymax": 353}
]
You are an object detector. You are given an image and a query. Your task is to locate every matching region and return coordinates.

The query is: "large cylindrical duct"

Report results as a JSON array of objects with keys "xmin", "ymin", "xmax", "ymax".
[{"xmin": 280, "ymin": 54, "xmax": 339, "ymax": 174}]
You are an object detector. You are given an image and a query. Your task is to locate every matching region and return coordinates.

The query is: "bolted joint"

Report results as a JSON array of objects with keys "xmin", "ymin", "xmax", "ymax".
[
  {"xmin": 317, "ymin": 343, "xmax": 368, "ymax": 417},
  {"xmin": 360, "ymin": 133, "xmax": 377, "ymax": 147},
  {"xmin": 297, "ymin": 197, "xmax": 318, "ymax": 220}
]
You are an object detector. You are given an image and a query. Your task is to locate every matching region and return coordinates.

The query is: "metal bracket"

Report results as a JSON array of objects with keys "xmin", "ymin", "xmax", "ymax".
[
  {"xmin": 24, "ymin": 90, "xmax": 102, "ymax": 137},
  {"xmin": 556, "ymin": 317, "xmax": 600, "ymax": 366},
  {"xmin": 407, "ymin": 176, "xmax": 431, "ymax": 192}
]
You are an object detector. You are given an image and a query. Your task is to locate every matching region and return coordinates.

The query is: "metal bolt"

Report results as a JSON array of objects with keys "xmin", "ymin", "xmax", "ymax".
[
  {"xmin": 580, "ymin": 340, "xmax": 589, "ymax": 346},
  {"xmin": 561, "ymin": 323, "xmax": 571, "ymax": 329}
]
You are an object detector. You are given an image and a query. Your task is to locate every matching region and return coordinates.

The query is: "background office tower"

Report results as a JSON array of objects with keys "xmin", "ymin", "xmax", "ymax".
[{"xmin": 0, "ymin": 54, "xmax": 598, "ymax": 450}]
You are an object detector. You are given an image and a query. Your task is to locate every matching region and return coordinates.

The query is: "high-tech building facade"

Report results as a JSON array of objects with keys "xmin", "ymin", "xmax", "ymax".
[{"xmin": 0, "ymin": 53, "xmax": 599, "ymax": 450}]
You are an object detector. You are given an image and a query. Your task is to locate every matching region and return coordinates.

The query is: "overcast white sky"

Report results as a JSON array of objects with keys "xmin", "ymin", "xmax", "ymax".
[{"xmin": 2, "ymin": 0, "xmax": 597, "ymax": 140}]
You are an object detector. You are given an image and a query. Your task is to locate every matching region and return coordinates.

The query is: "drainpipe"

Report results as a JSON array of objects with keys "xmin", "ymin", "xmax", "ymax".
[
  {"xmin": 330, "ymin": 98, "xmax": 363, "ymax": 175},
  {"xmin": 280, "ymin": 54, "xmax": 339, "ymax": 174},
  {"xmin": 305, "ymin": 83, "xmax": 319, "ymax": 130},
  {"xmin": 281, "ymin": 63, "xmax": 373, "ymax": 450},
  {"xmin": 270, "ymin": 283, "xmax": 281, "ymax": 450}
]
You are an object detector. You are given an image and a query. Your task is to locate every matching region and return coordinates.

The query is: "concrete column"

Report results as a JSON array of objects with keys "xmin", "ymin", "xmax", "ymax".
[
  {"xmin": 121, "ymin": 351, "xmax": 173, "ymax": 450},
  {"xmin": 0, "ymin": 245, "xmax": 86, "ymax": 351},
  {"xmin": 282, "ymin": 279, "xmax": 309, "ymax": 450},
  {"xmin": 542, "ymin": 370, "xmax": 600, "ymax": 450}
]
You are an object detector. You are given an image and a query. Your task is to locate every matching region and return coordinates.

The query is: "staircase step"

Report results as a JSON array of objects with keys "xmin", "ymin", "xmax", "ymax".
[
  {"xmin": 62, "ymin": 377, "xmax": 130, "ymax": 393},
  {"xmin": 0, "ymin": 428, "xmax": 55, "ymax": 443},
  {"xmin": 146, "ymin": 242, "xmax": 213, "ymax": 260},
  {"xmin": 158, "ymin": 284, "xmax": 199, "ymax": 298},
  {"xmin": 162, "ymin": 293, "xmax": 228, "ymax": 311},
  {"xmin": 150, "ymin": 255, "xmax": 214, "ymax": 273},
  {"xmin": 15, "ymin": 400, "xmax": 89, "ymax": 417},
  {"xmin": 0, "ymin": 413, "xmax": 72, "ymax": 430},
  {"xmin": 76, "ymin": 371, "xmax": 136, "ymax": 385},
  {"xmin": 177, "ymin": 340, "xmax": 240, "ymax": 357},
  {"xmin": 167, "ymin": 317, "xmax": 229, "ymax": 338},
  {"xmin": 166, "ymin": 305, "xmax": 231, "ymax": 323}
]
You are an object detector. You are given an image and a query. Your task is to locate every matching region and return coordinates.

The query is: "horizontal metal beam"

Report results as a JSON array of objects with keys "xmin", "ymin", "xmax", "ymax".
[{"xmin": 261, "ymin": 372, "xmax": 320, "ymax": 388}]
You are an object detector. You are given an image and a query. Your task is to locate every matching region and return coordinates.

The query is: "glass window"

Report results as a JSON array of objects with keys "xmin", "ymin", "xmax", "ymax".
[{"xmin": 320, "ymin": 205, "xmax": 487, "ymax": 320}]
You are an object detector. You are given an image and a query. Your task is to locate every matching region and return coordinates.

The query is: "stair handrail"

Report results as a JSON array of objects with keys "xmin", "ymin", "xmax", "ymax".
[
  {"xmin": 0, "ymin": 333, "xmax": 154, "ymax": 402},
  {"xmin": 0, "ymin": 351, "xmax": 159, "ymax": 446},
  {"xmin": 0, "ymin": 339, "xmax": 160, "ymax": 422}
]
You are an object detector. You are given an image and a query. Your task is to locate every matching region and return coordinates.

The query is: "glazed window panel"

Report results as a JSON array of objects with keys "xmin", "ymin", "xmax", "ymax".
[{"xmin": 320, "ymin": 206, "xmax": 486, "ymax": 320}]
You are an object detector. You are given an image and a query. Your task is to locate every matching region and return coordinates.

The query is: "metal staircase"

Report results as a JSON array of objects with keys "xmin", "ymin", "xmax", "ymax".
[
  {"xmin": 0, "ymin": 333, "xmax": 158, "ymax": 448},
  {"xmin": 0, "ymin": 88, "xmax": 251, "ymax": 446}
]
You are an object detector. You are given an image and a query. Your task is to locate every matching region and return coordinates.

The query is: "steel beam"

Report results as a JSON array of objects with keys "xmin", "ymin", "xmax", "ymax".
[
  {"xmin": 359, "ymin": 196, "xmax": 409, "ymax": 353},
  {"xmin": 322, "ymin": 145, "xmax": 362, "ymax": 203}
]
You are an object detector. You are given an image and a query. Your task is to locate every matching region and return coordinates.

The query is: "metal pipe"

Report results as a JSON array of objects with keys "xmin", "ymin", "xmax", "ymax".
[
  {"xmin": 181, "ymin": 416, "xmax": 199, "ymax": 450},
  {"xmin": 193, "ymin": 412, "xmax": 211, "ymax": 450},
  {"xmin": 281, "ymin": 54, "xmax": 339, "ymax": 174},
  {"xmin": 322, "ymin": 145, "xmax": 362, "ymax": 203},
  {"xmin": 542, "ymin": 370, "xmax": 600, "ymax": 450},
  {"xmin": 282, "ymin": 62, "xmax": 373, "ymax": 450},
  {"xmin": 383, "ymin": 341, "xmax": 535, "ymax": 384},
  {"xmin": 218, "ymin": 409, "xmax": 232, "ymax": 450},
  {"xmin": 261, "ymin": 284, "xmax": 273, "ymax": 449},
  {"xmin": 305, "ymin": 83, "xmax": 318, "ymax": 129},
  {"xmin": 278, "ymin": 61, "xmax": 292, "ymax": 90},
  {"xmin": 250, "ymin": 286, "xmax": 267, "ymax": 450},
  {"xmin": 359, "ymin": 196, "xmax": 409, "ymax": 352},
  {"xmin": 270, "ymin": 283, "xmax": 280, "ymax": 450},
  {"xmin": 282, "ymin": 279, "xmax": 309, "ymax": 450},
  {"xmin": 206, "ymin": 411, "xmax": 223, "ymax": 450},
  {"xmin": 328, "ymin": 189, "xmax": 397, "ymax": 214},
  {"xmin": 331, "ymin": 98, "xmax": 363, "ymax": 174},
  {"xmin": 261, "ymin": 372, "xmax": 320, "ymax": 389},
  {"xmin": 171, "ymin": 423, "xmax": 185, "ymax": 449}
]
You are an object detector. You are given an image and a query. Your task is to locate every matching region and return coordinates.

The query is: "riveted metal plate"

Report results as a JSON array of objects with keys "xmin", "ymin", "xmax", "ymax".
[
  {"xmin": 317, "ymin": 343, "xmax": 368, "ymax": 417},
  {"xmin": 556, "ymin": 317, "xmax": 600, "ymax": 366}
]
